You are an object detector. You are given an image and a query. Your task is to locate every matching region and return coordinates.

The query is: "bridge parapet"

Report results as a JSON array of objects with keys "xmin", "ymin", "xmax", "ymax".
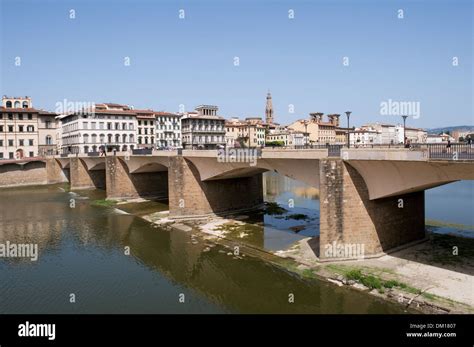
[{"xmin": 343, "ymin": 148, "xmax": 429, "ymax": 161}]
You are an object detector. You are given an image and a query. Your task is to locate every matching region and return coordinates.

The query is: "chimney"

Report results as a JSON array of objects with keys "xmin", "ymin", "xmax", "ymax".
[
  {"xmin": 309, "ymin": 112, "xmax": 324, "ymax": 123},
  {"xmin": 327, "ymin": 114, "xmax": 340, "ymax": 127}
]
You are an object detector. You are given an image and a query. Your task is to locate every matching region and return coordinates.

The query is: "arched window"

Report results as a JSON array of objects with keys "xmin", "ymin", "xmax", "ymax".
[
  {"xmin": 6, "ymin": 101, "xmax": 12, "ymax": 108},
  {"xmin": 46, "ymin": 135, "xmax": 52, "ymax": 145},
  {"xmin": 115, "ymin": 134, "xmax": 120, "ymax": 143},
  {"xmin": 91, "ymin": 134, "xmax": 97, "ymax": 144},
  {"xmin": 14, "ymin": 101, "xmax": 20, "ymax": 108},
  {"xmin": 138, "ymin": 136, "xmax": 142, "ymax": 144},
  {"xmin": 129, "ymin": 134, "xmax": 134, "ymax": 143},
  {"xmin": 145, "ymin": 137, "xmax": 148, "ymax": 144},
  {"xmin": 99, "ymin": 134, "xmax": 105, "ymax": 143},
  {"xmin": 84, "ymin": 146, "xmax": 89, "ymax": 153},
  {"xmin": 107, "ymin": 134, "xmax": 112, "ymax": 143},
  {"xmin": 83, "ymin": 134, "xmax": 89, "ymax": 144},
  {"xmin": 22, "ymin": 101, "xmax": 29, "ymax": 108},
  {"xmin": 122, "ymin": 134, "xmax": 127, "ymax": 143}
]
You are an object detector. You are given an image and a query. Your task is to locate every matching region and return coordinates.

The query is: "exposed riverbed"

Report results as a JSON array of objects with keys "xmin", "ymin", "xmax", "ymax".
[{"xmin": 0, "ymin": 174, "xmax": 472, "ymax": 313}]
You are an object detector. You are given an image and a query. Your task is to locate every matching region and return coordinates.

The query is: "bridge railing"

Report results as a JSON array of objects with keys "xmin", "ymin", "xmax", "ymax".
[
  {"xmin": 420, "ymin": 143, "xmax": 474, "ymax": 160},
  {"xmin": 132, "ymin": 148, "xmax": 153, "ymax": 155}
]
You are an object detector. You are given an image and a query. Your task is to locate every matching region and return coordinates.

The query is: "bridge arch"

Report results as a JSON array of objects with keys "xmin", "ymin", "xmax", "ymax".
[{"xmin": 346, "ymin": 160, "xmax": 474, "ymax": 200}]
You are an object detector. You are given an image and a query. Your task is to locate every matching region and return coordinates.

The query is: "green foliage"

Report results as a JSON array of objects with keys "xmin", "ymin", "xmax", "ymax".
[
  {"xmin": 91, "ymin": 199, "xmax": 117, "ymax": 207},
  {"xmin": 265, "ymin": 141, "xmax": 285, "ymax": 147}
]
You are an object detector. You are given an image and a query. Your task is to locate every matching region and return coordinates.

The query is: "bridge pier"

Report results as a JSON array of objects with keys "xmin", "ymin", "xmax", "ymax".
[
  {"xmin": 105, "ymin": 156, "xmax": 168, "ymax": 200},
  {"xmin": 70, "ymin": 157, "xmax": 106, "ymax": 190},
  {"xmin": 45, "ymin": 158, "xmax": 69, "ymax": 184},
  {"xmin": 168, "ymin": 156, "xmax": 264, "ymax": 218},
  {"xmin": 319, "ymin": 159, "xmax": 425, "ymax": 261}
]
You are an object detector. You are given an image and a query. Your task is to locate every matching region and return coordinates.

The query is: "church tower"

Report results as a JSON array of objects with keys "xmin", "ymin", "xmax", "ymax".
[{"xmin": 265, "ymin": 92, "xmax": 274, "ymax": 125}]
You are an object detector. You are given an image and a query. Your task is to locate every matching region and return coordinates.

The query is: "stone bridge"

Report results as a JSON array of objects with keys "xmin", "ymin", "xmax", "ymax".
[{"xmin": 5, "ymin": 147, "xmax": 473, "ymax": 261}]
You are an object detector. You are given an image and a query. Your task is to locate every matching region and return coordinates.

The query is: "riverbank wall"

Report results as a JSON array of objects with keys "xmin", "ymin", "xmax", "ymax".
[{"xmin": 0, "ymin": 159, "xmax": 69, "ymax": 188}]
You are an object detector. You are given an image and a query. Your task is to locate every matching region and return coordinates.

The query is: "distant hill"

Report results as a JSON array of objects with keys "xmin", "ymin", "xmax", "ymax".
[{"xmin": 427, "ymin": 125, "xmax": 474, "ymax": 134}]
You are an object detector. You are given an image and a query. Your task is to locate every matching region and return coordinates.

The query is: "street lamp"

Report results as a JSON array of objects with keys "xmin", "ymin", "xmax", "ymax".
[
  {"xmin": 345, "ymin": 111, "xmax": 352, "ymax": 148},
  {"xmin": 303, "ymin": 120, "xmax": 309, "ymax": 148},
  {"xmin": 402, "ymin": 115, "xmax": 408, "ymax": 146}
]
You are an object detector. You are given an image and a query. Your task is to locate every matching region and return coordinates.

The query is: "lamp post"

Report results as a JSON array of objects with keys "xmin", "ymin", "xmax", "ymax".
[
  {"xmin": 402, "ymin": 115, "xmax": 408, "ymax": 146},
  {"xmin": 303, "ymin": 120, "xmax": 309, "ymax": 148},
  {"xmin": 345, "ymin": 111, "xmax": 352, "ymax": 148}
]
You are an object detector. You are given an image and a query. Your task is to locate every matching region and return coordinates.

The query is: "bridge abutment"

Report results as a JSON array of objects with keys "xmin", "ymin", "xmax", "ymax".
[
  {"xmin": 319, "ymin": 159, "xmax": 425, "ymax": 261},
  {"xmin": 168, "ymin": 156, "xmax": 264, "ymax": 218},
  {"xmin": 70, "ymin": 157, "xmax": 105, "ymax": 190},
  {"xmin": 105, "ymin": 156, "xmax": 168, "ymax": 200}
]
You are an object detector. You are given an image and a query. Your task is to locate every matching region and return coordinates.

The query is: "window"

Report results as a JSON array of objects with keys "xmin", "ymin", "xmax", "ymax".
[
  {"xmin": 0, "ymin": 140, "xmax": 2, "ymax": 146},
  {"xmin": 0, "ymin": 153, "xmax": 3, "ymax": 159},
  {"xmin": 6, "ymin": 101, "xmax": 12, "ymax": 108},
  {"xmin": 9, "ymin": 152, "xmax": 14, "ymax": 159},
  {"xmin": 8, "ymin": 113, "xmax": 13, "ymax": 120},
  {"xmin": 8, "ymin": 140, "xmax": 14, "ymax": 146},
  {"xmin": 19, "ymin": 139, "xmax": 24, "ymax": 146},
  {"xmin": 18, "ymin": 125, "xmax": 24, "ymax": 132},
  {"xmin": 18, "ymin": 114, "xmax": 23, "ymax": 120},
  {"xmin": 29, "ymin": 152, "xmax": 34, "ymax": 157},
  {"xmin": 0, "ymin": 126, "xmax": 3, "ymax": 132},
  {"xmin": 27, "ymin": 125, "xmax": 34, "ymax": 132},
  {"xmin": 28, "ymin": 114, "xmax": 32, "ymax": 120},
  {"xmin": 14, "ymin": 101, "xmax": 20, "ymax": 108},
  {"xmin": 46, "ymin": 136, "xmax": 52, "ymax": 145},
  {"xmin": 29, "ymin": 139, "xmax": 34, "ymax": 146},
  {"xmin": 23, "ymin": 101, "xmax": 29, "ymax": 108}
]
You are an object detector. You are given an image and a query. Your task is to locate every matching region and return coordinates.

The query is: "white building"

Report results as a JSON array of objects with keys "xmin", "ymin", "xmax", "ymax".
[
  {"xmin": 155, "ymin": 112, "xmax": 181, "ymax": 149},
  {"xmin": 349, "ymin": 127, "xmax": 382, "ymax": 146},
  {"xmin": 361, "ymin": 123, "xmax": 398, "ymax": 144},
  {"xmin": 426, "ymin": 133, "xmax": 454, "ymax": 143},
  {"xmin": 266, "ymin": 128, "xmax": 307, "ymax": 147},
  {"xmin": 181, "ymin": 105, "xmax": 225, "ymax": 149},
  {"xmin": 59, "ymin": 103, "xmax": 137, "ymax": 154},
  {"xmin": 395, "ymin": 125, "xmax": 427, "ymax": 144},
  {"xmin": 136, "ymin": 111, "xmax": 155, "ymax": 149}
]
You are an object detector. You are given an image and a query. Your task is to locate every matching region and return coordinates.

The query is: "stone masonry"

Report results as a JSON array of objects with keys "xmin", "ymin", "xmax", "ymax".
[
  {"xmin": 70, "ymin": 157, "xmax": 105, "ymax": 190},
  {"xmin": 105, "ymin": 156, "xmax": 168, "ymax": 200},
  {"xmin": 319, "ymin": 159, "xmax": 425, "ymax": 260},
  {"xmin": 45, "ymin": 158, "xmax": 69, "ymax": 184},
  {"xmin": 0, "ymin": 161, "xmax": 47, "ymax": 187},
  {"xmin": 168, "ymin": 156, "xmax": 264, "ymax": 218}
]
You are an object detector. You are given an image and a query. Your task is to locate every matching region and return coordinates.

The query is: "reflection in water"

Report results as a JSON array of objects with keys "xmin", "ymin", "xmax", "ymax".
[{"xmin": 0, "ymin": 184, "xmax": 407, "ymax": 314}]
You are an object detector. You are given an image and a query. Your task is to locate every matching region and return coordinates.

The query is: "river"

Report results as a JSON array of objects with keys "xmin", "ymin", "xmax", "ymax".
[{"xmin": 0, "ymin": 174, "xmax": 471, "ymax": 314}]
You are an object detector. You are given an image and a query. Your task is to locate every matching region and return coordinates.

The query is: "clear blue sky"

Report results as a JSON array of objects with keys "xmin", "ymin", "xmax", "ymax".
[{"xmin": 1, "ymin": 0, "xmax": 472, "ymax": 128}]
